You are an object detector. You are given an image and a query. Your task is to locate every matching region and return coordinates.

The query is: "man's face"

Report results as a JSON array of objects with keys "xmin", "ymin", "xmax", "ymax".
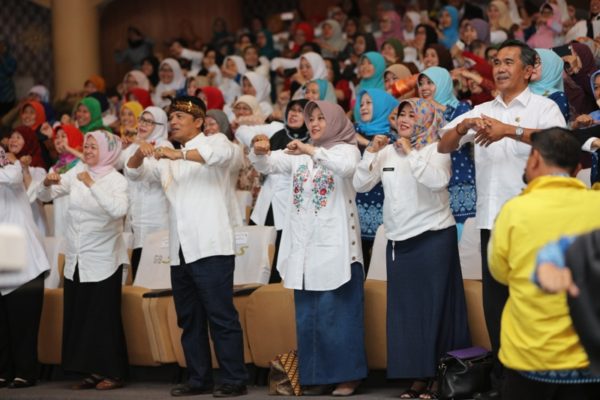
[
  {"xmin": 169, "ymin": 111, "xmax": 201, "ymax": 143},
  {"xmin": 592, "ymin": 0, "xmax": 600, "ymax": 15},
  {"xmin": 492, "ymin": 46, "xmax": 532, "ymax": 93}
]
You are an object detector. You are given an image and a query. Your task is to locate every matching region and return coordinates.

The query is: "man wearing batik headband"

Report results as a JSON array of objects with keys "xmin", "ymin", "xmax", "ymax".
[{"xmin": 125, "ymin": 96, "xmax": 248, "ymax": 398}]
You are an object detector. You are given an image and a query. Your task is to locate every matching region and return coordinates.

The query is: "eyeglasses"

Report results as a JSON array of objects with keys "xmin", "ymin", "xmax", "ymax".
[{"xmin": 138, "ymin": 117, "xmax": 164, "ymax": 126}]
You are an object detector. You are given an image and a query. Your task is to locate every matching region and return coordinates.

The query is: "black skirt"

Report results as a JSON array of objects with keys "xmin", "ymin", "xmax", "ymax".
[{"xmin": 62, "ymin": 265, "xmax": 128, "ymax": 378}]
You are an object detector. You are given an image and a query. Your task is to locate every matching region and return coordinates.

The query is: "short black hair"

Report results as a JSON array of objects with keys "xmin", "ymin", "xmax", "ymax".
[
  {"xmin": 498, "ymin": 39, "xmax": 537, "ymax": 67},
  {"xmin": 530, "ymin": 127, "xmax": 581, "ymax": 174}
]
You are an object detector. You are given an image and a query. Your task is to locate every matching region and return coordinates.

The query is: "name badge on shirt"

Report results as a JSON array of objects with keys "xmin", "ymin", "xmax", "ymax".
[{"xmin": 383, "ymin": 167, "xmax": 395, "ymax": 172}]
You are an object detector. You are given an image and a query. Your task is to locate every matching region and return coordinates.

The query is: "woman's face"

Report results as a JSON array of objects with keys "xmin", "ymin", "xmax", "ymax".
[
  {"xmin": 286, "ymin": 103, "xmax": 305, "ymax": 129},
  {"xmin": 308, "ymin": 107, "xmax": 327, "ymax": 142},
  {"xmin": 414, "ymin": 26, "xmax": 427, "ymax": 49},
  {"xmin": 345, "ymin": 19, "xmax": 357, "ymax": 37},
  {"xmin": 137, "ymin": 112, "xmax": 156, "ymax": 140},
  {"xmin": 396, "ymin": 103, "xmax": 417, "ymax": 139},
  {"xmin": 404, "ymin": 15, "xmax": 415, "ymax": 32},
  {"xmin": 8, "ymin": 132, "xmax": 25, "ymax": 154},
  {"xmin": 322, "ymin": 23, "xmax": 334, "ymax": 39},
  {"xmin": 487, "ymin": 5, "xmax": 500, "ymax": 21},
  {"xmin": 359, "ymin": 93, "xmax": 374, "ymax": 122},
  {"xmin": 84, "ymin": 81, "xmax": 97, "ymax": 95},
  {"xmin": 83, "ymin": 136, "xmax": 100, "ymax": 167},
  {"xmin": 594, "ymin": 75, "xmax": 600, "ymax": 100},
  {"xmin": 379, "ymin": 15, "xmax": 392, "ymax": 34},
  {"xmin": 381, "ymin": 43, "xmax": 398, "ymax": 63},
  {"xmin": 460, "ymin": 22, "xmax": 478, "ymax": 45},
  {"xmin": 225, "ymin": 58, "xmax": 238, "ymax": 73},
  {"xmin": 423, "ymin": 48, "xmax": 440, "ymax": 68},
  {"xmin": 359, "ymin": 57, "xmax": 375, "ymax": 79},
  {"xmin": 187, "ymin": 79, "xmax": 200, "ymax": 96},
  {"xmin": 439, "ymin": 10, "xmax": 452, "ymax": 29},
  {"xmin": 418, "ymin": 75, "xmax": 436, "ymax": 100},
  {"xmin": 76, "ymin": 104, "xmax": 92, "ymax": 127},
  {"xmin": 54, "ymin": 129, "xmax": 69, "ymax": 153},
  {"xmin": 531, "ymin": 57, "xmax": 542, "ymax": 82},
  {"xmin": 324, "ymin": 59, "xmax": 335, "ymax": 82},
  {"xmin": 233, "ymin": 102, "xmax": 253, "ymax": 118},
  {"xmin": 239, "ymin": 35, "xmax": 252, "ymax": 50},
  {"xmin": 159, "ymin": 64, "xmax": 174, "ymax": 84},
  {"xmin": 304, "ymin": 82, "xmax": 321, "ymax": 101},
  {"xmin": 294, "ymin": 29, "xmax": 307, "ymax": 46},
  {"xmin": 384, "ymin": 71, "xmax": 398, "ymax": 92},
  {"xmin": 204, "ymin": 116, "xmax": 220, "ymax": 135},
  {"xmin": 299, "ymin": 57, "xmax": 314, "ymax": 80},
  {"xmin": 256, "ymin": 32, "xmax": 267, "ymax": 48},
  {"xmin": 141, "ymin": 60, "xmax": 154, "ymax": 77},
  {"xmin": 354, "ymin": 36, "xmax": 367, "ymax": 55},
  {"xmin": 124, "ymin": 73, "xmax": 138, "ymax": 91},
  {"xmin": 203, "ymin": 50, "xmax": 216, "ymax": 68},
  {"xmin": 120, "ymin": 107, "xmax": 136, "ymax": 128},
  {"xmin": 21, "ymin": 105, "xmax": 36, "ymax": 127},
  {"xmin": 244, "ymin": 47, "xmax": 259, "ymax": 67},
  {"xmin": 242, "ymin": 77, "xmax": 257, "ymax": 96}
]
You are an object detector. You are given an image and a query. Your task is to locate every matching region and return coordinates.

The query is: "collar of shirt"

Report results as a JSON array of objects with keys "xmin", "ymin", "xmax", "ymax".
[
  {"xmin": 523, "ymin": 175, "xmax": 586, "ymax": 195},
  {"xmin": 493, "ymin": 86, "xmax": 532, "ymax": 109},
  {"xmin": 182, "ymin": 132, "xmax": 203, "ymax": 149}
]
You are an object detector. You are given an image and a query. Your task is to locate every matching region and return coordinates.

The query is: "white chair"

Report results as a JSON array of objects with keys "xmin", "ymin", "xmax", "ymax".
[
  {"xmin": 132, "ymin": 229, "xmax": 171, "ymax": 290},
  {"xmin": 235, "ymin": 190, "xmax": 253, "ymax": 225},
  {"xmin": 233, "ymin": 225, "xmax": 277, "ymax": 286},
  {"xmin": 366, "ymin": 225, "xmax": 387, "ymax": 281}
]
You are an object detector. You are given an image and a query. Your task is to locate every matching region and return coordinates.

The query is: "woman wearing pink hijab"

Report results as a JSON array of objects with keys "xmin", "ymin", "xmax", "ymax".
[
  {"xmin": 251, "ymin": 101, "xmax": 367, "ymax": 396},
  {"xmin": 39, "ymin": 130, "xmax": 129, "ymax": 391},
  {"xmin": 376, "ymin": 10, "xmax": 404, "ymax": 50}
]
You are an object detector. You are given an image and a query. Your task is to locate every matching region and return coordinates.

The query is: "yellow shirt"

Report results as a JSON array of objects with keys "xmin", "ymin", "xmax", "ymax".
[{"xmin": 489, "ymin": 176, "xmax": 600, "ymax": 371}]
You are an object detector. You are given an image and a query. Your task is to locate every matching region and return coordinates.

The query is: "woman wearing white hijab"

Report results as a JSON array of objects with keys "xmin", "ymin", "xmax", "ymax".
[
  {"xmin": 152, "ymin": 59, "xmax": 186, "ymax": 109},
  {"xmin": 122, "ymin": 106, "xmax": 173, "ymax": 277},
  {"xmin": 291, "ymin": 52, "xmax": 332, "ymax": 101},
  {"xmin": 123, "ymin": 70, "xmax": 151, "ymax": 92},
  {"xmin": 242, "ymin": 71, "xmax": 273, "ymax": 118},
  {"xmin": 219, "ymin": 55, "xmax": 247, "ymax": 106}
]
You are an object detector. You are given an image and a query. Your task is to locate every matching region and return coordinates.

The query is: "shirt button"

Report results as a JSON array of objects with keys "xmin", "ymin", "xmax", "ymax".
[
  {"xmin": 352, "ymin": 256, "xmax": 356, "ymax": 261},
  {"xmin": 350, "ymin": 213, "xmax": 354, "ymax": 217},
  {"xmin": 352, "ymin": 241, "xmax": 356, "ymax": 245},
  {"xmin": 348, "ymin": 199, "xmax": 352, "ymax": 204},
  {"xmin": 351, "ymin": 225, "xmax": 355, "ymax": 230}
]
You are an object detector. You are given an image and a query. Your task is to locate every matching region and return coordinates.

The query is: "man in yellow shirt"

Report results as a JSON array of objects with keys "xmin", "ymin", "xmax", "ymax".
[{"xmin": 489, "ymin": 127, "xmax": 600, "ymax": 399}]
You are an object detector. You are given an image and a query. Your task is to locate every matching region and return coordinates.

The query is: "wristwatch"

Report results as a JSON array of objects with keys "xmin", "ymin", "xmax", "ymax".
[{"xmin": 515, "ymin": 127, "xmax": 524, "ymax": 141}]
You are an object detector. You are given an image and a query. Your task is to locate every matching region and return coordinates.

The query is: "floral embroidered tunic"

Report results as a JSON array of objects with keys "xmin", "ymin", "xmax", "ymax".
[{"xmin": 250, "ymin": 143, "xmax": 363, "ymax": 291}]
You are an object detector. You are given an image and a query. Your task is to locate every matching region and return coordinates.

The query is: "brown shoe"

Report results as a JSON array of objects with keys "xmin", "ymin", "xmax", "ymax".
[
  {"xmin": 96, "ymin": 378, "xmax": 124, "ymax": 390},
  {"xmin": 71, "ymin": 376, "xmax": 102, "ymax": 390}
]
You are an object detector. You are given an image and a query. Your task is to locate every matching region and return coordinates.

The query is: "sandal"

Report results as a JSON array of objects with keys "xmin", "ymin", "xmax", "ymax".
[
  {"xmin": 71, "ymin": 375, "xmax": 103, "ymax": 390},
  {"xmin": 400, "ymin": 380, "xmax": 428, "ymax": 399},
  {"xmin": 419, "ymin": 380, "xmax": 439, "ymax": 399},
  {"xmin": 399, "ymin": 389, "xmax": 421, "ymax": 399},
  {"xmin": 96, "ymin": 378, "xmax": 124, "ymax": 390}
]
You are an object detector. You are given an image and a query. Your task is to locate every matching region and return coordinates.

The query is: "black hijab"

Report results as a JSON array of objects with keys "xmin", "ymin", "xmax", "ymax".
[{"xmin": 270, "ymin": 99, "xmax": 309, "ymax": 150}]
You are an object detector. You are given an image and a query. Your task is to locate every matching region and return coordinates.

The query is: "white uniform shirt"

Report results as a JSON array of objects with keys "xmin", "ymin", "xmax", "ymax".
[
  {"xmin": 250, "ymin": 144, "xmax": 363, "ymax": 291},
  {"xmin": 25, "ymin": 166, "xmax": 48, "ymax": 236},
  {"xmin": 121, "ymin": 140, "xmax": 173, "ymax": 249},
  {"xmin": 125, "ymin": 132, "xmax": 236, "ymax": 266},
  {"xmin": 0, "ymin": 162, "xmax": 50, "ymax": 295},
  {"xmin": 38, "ymin": 163, "xmax": 129, "ymax": 282},
  {"xmin": 442, "ymin": 87, "xmax": 567, "ymax": 230},
  {"xmin": 353, "ymin": 143, "xmax": 455, "ymax": 241}
]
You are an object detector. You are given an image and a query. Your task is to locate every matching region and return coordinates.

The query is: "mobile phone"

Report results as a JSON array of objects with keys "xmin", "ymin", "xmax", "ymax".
[{"xmin": 551, "ymin": 44, "xmax": 571, "ymax": 58}]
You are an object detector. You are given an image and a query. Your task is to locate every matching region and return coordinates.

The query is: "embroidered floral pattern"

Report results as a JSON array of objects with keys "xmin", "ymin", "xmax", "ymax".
[
  {"xmin": 292, "ymin": 164, "xmax": 309, "ymax": 212},
  {"xmin": 311, "ymin": 162, "xmax": 335, "ymax": 214}
]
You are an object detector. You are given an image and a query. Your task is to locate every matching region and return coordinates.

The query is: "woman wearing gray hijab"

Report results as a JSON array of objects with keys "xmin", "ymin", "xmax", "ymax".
[{"xmin": 250, "ymin": 101, "xmax": 367, "ymax": 396}]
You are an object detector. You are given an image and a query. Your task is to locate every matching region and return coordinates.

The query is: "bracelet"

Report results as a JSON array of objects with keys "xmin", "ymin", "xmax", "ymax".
[{"xmin": 181, "ymin": 149, "xmax": 188, "ymax": 161}]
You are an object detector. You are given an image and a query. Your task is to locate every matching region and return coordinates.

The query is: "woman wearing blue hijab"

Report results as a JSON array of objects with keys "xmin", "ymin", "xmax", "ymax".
[
  {"xmin": 419, "ymin": 67, "xmax": 475, "ymax": 236},
  {"xmin": 354, "ymin": 88, "xmax": 399, "ymax": 268},
  {"xmin": 438, "ymin": 6, "xmax": 460, "ymax": 49},
  {"xmin": 529, "ymin": 48, "xmax": 569, "ymax": 122},
  {"xmin": 354, "ymin": 52, "xmax": 386, "ymax": 121}
]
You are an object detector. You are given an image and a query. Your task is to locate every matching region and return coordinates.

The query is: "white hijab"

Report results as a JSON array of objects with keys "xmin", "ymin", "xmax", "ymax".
[
  {"xmin": 124, "ymin": 70, "xmax": 150, "ymax": 91},
  {"xmin": 140, "ymin": 106, "xmax": 169, "ymax": 144},
  {"xmin": 153, "ymin": 58, "xmax": 185, "ymax": 108},
  {"xmin": 301, "ymin": 52, "xmax": 328, "ymax": 80},
  {"xmin": 243, "ymin": 71, "xmax": 272, "ymax": 104},
  {"xmin": 224, "ymin": 55, "xmax": 247, "ymax": 75}
]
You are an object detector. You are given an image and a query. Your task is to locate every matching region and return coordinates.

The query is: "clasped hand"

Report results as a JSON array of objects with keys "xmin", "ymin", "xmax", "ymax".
[{"xmin": 460, "ymin": 115, "xmax": 510, "ymax": 147}]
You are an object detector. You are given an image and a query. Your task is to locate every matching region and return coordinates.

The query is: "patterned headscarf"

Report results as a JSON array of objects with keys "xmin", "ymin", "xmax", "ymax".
[
  {"xmin": 52, "ymin": 124, "xmax": 84, "ymax": 174},
  {"xmin": 85, "ymin": 130, "xmax": 122, "ymax": 179},
  {"xmin": 304, "ymin": 100, "xmax": 357, "ymax": 149},
  {"xmin": 397, "ymin": 98, "xmax": 444, "ymax": 150}
]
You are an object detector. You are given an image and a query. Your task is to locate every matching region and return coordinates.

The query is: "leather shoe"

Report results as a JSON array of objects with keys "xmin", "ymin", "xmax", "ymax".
[
  {"xmin": 212, "ymin": 383, "xmax": 247, "ymax": 397},
  {"xmin": 7, "ymin": 379, "xmax": 34, "ymax": 389},
  {"xmin": 301, "ymin": 384, "xmax": 335, "ymax": 396},
  {"xmin": 473, "ymin": 389, "xmax": 501, "ymax": 400},
  {"xmin": 171, "ymin": 383, "xmax": 214, "ymax": 397}
]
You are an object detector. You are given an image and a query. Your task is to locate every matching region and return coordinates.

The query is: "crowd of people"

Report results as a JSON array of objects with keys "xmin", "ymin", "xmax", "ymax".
[{"xmin": 2, "ymin": 0, "xmax": 600, "ymax": 399}]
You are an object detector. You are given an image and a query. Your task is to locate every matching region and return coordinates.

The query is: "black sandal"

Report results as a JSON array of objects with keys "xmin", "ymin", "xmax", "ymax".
[
  {"xmin": 71, "ymin": 375, "xmax": 103, "ymax": 390},
  {"xmin": 399, "ymin": 389, "xmax": 421, "ymax": 399}
]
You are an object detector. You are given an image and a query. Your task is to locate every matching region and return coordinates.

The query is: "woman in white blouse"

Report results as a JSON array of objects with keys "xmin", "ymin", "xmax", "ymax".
[
  {"xmin": 39, "ymin": 130, "xmax": 129, "ymax": 391},
  {"xmin": 120, "ymin": 106, "xmax": 172, "ymax": 277},
  {"xmin": 353, "ymin": 98, "xmax": 470, "ymax": 399},
  {"xmin": 251, "ymin": 100, "xmax": 367, "ymax": 396},
  {"xmin": 0, "ymin": 148, "xmax": 50, "ymax": 389}
]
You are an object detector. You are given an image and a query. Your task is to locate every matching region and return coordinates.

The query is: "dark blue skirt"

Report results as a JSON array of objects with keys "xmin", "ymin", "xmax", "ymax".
[
  {"xmin": 356, "ymin": 183, "xmax": 384, "ymax": 240},
  {"xmin": 386, "ymin": 226, "xmax": 471, "ymax": 379},
  {"xmin": 294, "ymin": 263, "xmax": 368, "ymax": 385}
]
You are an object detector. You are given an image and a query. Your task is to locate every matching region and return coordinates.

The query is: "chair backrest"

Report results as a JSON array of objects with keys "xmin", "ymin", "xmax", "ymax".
[
  {"xmin": 236, "ymin": 190, "xmax": 253, "ymax": 225},
  {"xmin": 43, "ymin": 236, "xmax": 65, "ymax": 289},
  {"xmin": 234, "ymin": 225, "xmax": 277, "ymax": 286},
  {"xmin": 576, "ymin": 168, "xmax": 591, "ymax": 188},
  {"xmin": 366, "ymin": 225, "xmax": 387, "ymax": 281},
  {"xmin": 133, "ymin": 230, "xmax": 172, "ymax": 289},
  {"xmin": 43, "ymin": 204, "xmax": 54, "ymax": 237},
  {"xmin": 458, "ymin": 218, "xmax": 482, "ymax": 280}
]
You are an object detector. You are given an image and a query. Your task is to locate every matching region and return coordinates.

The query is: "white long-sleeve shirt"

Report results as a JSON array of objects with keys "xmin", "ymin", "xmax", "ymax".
[
  {"xmin": 0, "ymin": 162, "xmax": 50, "ymax": 295},
  {"xmin": 353, "ymin": 143, "xmax": 455, "ymax": 241},
  {"xmin": 441, "ymin": 87, "xmax": 567, "ymax": 230},
  {"xmin": 250, "ymin": 144, "xmax": 363, "ymax": 291},
  {"xmin": 38, "ymin": 163, "xmax": 129, "ymax": 282},
  {"xmin": 25, "ymin": 166, "xmax": 48, "ymax": 236},
  {"xmin": 125, "ymin": 132, "xmax": 237, "ymax": 266},
  {"xmin": 121, "ymin": 140, "xmax": 173, "ymax": 249}
]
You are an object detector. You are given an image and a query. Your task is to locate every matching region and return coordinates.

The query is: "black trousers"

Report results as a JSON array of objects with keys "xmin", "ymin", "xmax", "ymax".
[
  {"xmin": 502, "ymin": 368, "xmax": 600, "ymax": 400},
  {"xmin": 130, "ymin": 247, "xmax": 142, "ymax": 281},
  {"xmin": 0, "ymin": 273, "xmax": 45, "ymax": 382},
  {"xmin": 481, "ymin": 229, "xmax": 509, "ymax": 390},
  {"xmin": 171, "ymin": 253, "xmax": 247, "ymax": 388}
]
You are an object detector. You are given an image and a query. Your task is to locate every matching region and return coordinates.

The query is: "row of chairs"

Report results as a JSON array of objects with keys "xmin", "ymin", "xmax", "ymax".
[{"xmin": 37, "ymin": 224, "xmax": 491, "ymax": 372}]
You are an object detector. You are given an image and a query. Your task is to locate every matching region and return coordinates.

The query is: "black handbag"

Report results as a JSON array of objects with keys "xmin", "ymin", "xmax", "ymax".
[{"xmin": 437, "ymin": 346, "xmax": 493, "ymax": 399}]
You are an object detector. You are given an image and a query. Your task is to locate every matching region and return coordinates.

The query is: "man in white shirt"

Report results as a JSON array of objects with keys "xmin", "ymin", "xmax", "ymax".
[
  {"xmin": 438, "ymin": 40, "xmax": 567, "ymax": 400},
  {"xmin": 126, "ymin": 97, "xmax": 247, "ymax": 398}
]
